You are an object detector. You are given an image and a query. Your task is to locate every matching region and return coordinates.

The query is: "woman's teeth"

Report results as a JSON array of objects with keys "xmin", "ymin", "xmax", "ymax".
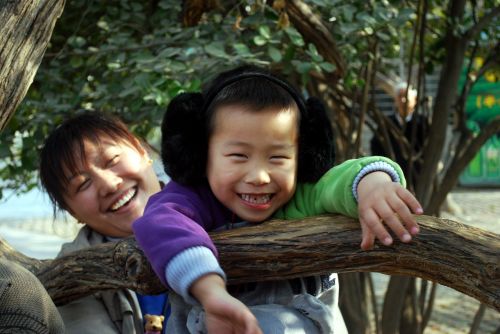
[
  {"xmin": 110, "ymin": 188, "xmax": 137, "ymax": 211},
  {"xmin": 240, "ymin": 194, "xmax": 271, "ymax": 204}
]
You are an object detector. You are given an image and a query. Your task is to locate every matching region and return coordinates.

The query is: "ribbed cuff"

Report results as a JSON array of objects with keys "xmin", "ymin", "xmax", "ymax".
[
  {"xmin": 352, "ymin": 161, "xmax": 401, "ymax": 201},
  {"xmin": 165, "ymin": 246, "xmax": 226, "ymax": 305}
]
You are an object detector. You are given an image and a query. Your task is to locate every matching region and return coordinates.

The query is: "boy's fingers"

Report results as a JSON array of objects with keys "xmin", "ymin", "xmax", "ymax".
[
  {"xmin": 377, "ymin": 201, "xmax": 413, "ymax": 243},
  {"xmin": 360, "ymin": 225, "xmax": 375, "ymax": 250},
  {"xmin": 394, "ymin": 189, "xmax": 422, "ymax": 235},
  {"xmin": 396, "ymin": 187, "xmax": 423, "ymax": 214},
  {"xmin": 387, "ymin": 195, "xmax": 419, "ymax": 236},
  {"xmin": 360, "ymin": 209, "xmax": 392, "ymax": 246}
]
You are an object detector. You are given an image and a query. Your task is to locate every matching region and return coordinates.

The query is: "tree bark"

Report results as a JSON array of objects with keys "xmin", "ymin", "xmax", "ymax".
[
  {"xmin": 0, "ymin": 0, "xmax": 65, "ymax": 131},
  {"xmin": 1, "ymin": 214, "xmax": 498, "ymax": 311}
]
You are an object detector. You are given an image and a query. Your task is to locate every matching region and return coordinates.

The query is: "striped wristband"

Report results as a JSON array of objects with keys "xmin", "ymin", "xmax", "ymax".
[{"xmin": 352, "ymin": 161, "xmax": 401, "ymax": 201}]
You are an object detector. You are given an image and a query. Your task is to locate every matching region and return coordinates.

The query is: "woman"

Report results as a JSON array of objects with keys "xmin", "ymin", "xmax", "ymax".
[{"xmin": 39, "ymin": 111, "xmax": 168, "ymax": 334}]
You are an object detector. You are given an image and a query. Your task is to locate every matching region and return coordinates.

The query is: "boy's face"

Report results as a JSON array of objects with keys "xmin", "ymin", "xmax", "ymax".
[{"xmin": 207, "ymin": 104, "xmax": 299, "ymax": 222}]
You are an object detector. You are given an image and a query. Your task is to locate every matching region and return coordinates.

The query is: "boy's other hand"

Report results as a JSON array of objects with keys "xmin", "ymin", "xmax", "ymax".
[
  {"xmin": 357, "ymin": 171, "xmax": 423, "ymax": 250},
  {"xmin": 190, "ymin": 274, "xmax": 263, "ymax": 334}
]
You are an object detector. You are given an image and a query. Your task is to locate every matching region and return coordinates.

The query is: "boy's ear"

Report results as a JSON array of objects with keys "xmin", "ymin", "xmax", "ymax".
[
  {"xmin": 161, "ymin": 92, "xmax": 206, "ymax": 185},
  {"xmin": 297, "ymin": 97, "xmax": 335, "ymax": 183}
]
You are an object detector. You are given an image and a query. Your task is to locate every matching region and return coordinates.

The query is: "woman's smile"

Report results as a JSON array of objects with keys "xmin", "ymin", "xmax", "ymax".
[{"xmin": 109, "ymin": 186, "xmax": 138, "ymax": 212}]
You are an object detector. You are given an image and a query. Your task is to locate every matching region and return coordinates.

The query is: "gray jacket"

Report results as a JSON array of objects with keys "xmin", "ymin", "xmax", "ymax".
[{"xmin": 57, "ymin": 226, "xmax": 144, "ymax": 334}]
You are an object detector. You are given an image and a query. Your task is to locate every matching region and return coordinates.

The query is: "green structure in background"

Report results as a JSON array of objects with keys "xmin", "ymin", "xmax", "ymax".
[{"xmin": 459, "ymin": 57, "xmax": 500, "ymax": 186}]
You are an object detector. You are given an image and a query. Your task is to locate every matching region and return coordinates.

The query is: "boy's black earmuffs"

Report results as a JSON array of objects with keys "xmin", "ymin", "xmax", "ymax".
[{"xmin": 161, "ymin": 66, "xmax": 335, "ymax": 186}]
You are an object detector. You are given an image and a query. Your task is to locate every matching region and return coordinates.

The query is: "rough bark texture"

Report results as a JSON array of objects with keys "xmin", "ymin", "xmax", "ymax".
[
  {"xmin": 0, "ymin": 0, "xmax": 65, "ymax": 131},
  {"xmin": 1, "ymin": 214, "xmax": 498, "ymax": 311}
]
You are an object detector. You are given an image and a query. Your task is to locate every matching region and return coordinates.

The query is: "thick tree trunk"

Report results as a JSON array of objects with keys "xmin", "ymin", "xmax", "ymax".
[
  {"xmin": 0, "ymin": 0, "xmax": 65, "ymax": 131},
  {"xmin": 1, "ymin": 214, "xmax": 498, "ymax": 311}
]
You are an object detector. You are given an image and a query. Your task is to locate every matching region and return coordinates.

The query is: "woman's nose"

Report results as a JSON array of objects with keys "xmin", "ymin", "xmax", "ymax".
[{"xmin": 96, "ymin": 170, "xmax": 122, "ymax": 196}]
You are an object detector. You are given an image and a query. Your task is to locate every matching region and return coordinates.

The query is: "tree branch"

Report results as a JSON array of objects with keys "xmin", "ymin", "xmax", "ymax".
[
  {"xmin": 0, "ymin": 0, "xmax": 65, "ymax": 131},
  {"xmin": 285, "ymin": 0, "xmax": 346, "ymax": 80},
  {"xmin": 430, "ymin": 116, "xmax": 500, "ymax": 213},
  {"xmin": 465, "ymin": 5, "xmax": 500, "ymax": 42},
  {"xmin": 1, "ymin": 214, "xmax": 498, "ymax": 311}
]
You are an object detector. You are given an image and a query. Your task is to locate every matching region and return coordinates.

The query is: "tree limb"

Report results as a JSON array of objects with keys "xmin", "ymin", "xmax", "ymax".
[
  {"xmin": 464, "ymin": 5, "xmax": 500, "ymax": 42},
  {"xmin": 285, "ymin": 0, "xmax": 346, "ymax": 80},
  {"xmin": 0, "ymin": 0, "xmax": 65, "ymax": 131},
  {"xmin": 1, "ymin": 214, "xmax": 498, "ymax": 311}
]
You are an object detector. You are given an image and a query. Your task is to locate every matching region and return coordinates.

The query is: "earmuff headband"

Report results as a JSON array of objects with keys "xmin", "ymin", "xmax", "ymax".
[{"xmin": 202, "ymin": 72, "xmax": 307, "ymax": 114}]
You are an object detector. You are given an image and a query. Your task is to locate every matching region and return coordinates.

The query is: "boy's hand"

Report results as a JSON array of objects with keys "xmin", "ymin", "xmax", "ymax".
[
  {"xmin": 190, "ymin": 274, "xmax": 263, "ymax": 334},
  {"xmin": 357, "ymin": 171, "xmax": 423, "ymax": 250}
]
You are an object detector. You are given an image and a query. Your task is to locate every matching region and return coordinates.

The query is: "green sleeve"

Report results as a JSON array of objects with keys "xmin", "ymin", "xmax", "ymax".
[{"xmin": 273, "ymin": 156, "xmax": 406, "ymax": 220}]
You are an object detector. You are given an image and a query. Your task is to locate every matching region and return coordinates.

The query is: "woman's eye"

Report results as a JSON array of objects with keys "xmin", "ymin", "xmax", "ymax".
[
  {"xmin": 76, "ymin": 179, "xmax": 91, "ymax": 192},
  {"xmin": 106, "ymin": 155, "xmax": 120, "ymax": 167}
]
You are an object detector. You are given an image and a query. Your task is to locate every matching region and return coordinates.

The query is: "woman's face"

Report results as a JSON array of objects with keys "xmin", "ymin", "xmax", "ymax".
[
  {"xmin": 206, "ymin": 105, "xmax": 298, "ymax": 223},
  {"xmin": 63, "ymin": 136, "xmax": 160, "ymax": 237}
]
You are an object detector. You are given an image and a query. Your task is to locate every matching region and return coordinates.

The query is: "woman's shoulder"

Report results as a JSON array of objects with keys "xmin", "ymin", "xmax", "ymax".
[{"xmin": 57, "ymin": 226, "xmax": 106, "ymax": 257}]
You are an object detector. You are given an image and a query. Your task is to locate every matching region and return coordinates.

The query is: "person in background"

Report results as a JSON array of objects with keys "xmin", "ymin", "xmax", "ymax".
[
  {"xmin": 370, "ymin": 82, "xmax": 428, "ymax": 187},
  {"xmin": 38, "ymin": 112, "xmax": 170, "ymax": 334},
  {"xmin": 133, "ymin": 65, "xmax": 423, "ymax": 334}
]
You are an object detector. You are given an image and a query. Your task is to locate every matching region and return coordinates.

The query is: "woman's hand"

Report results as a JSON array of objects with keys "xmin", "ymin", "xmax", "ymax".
[
  {"xmin": 357, "ymin": 171, "xmax": 423, "ymax": 250},
  {"xmin": 190, "ymin": 274, "xmax": 263, "ymax": 334}
]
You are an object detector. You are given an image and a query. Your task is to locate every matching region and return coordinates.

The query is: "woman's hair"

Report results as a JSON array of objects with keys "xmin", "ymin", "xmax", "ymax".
[
  {"xmin": 39, "ymin": 111, "xmax": 142, "ymax": 212},
  {"xmin": 162, "ymin": 64, "xmax": 335, "ymax": 186}
]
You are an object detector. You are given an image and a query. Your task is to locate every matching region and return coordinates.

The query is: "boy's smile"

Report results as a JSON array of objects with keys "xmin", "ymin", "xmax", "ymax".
[
  {"xmin": 206, "ymin": 104, "xmax": 299, "ymax": 222},
  {"xmin": 238, "ymin": 193, "xmax": 274, "ymax": 210}
]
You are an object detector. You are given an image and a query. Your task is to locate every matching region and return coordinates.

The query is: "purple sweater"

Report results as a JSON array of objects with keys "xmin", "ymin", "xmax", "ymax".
[
  {"xmin": 133, "ymin": 181, "xmax": 232, "ymax": 287},
  {"xmin": 133, "ymin": 157, "xmax": 403, "ymax": 304}
]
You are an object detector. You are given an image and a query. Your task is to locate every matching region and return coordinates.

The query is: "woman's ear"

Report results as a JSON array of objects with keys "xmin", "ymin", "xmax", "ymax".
[{"xmin": 131, "ymin": 136, "xmax": 148, "ymax": 156}]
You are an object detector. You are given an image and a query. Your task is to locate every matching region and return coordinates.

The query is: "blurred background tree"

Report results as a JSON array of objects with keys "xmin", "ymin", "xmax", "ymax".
[{"xmin": 1, "ymin": 0, "xmax": 499, "ymax": 333}]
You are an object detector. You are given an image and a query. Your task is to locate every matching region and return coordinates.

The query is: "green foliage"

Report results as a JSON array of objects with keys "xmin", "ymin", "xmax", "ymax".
[{"xmin": 1, "ymin": 0, "xmax": 498, "ymax": 199}]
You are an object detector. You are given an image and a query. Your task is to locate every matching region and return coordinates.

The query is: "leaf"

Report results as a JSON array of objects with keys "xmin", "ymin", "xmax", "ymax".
[
  {"xmin": 234, "ymin": 43, "xmax": 251, "ymax": 56},
  {"xmin": 259, "ymin": 26, "xmax": 271, "ymax": 39},
  {"xmin": 319, "ymin": 62, "xmax": 336, "ymax": 73},
  {"xmin": 70, "ymin": 56, "xmax": 84, "ymax": 68},
  {"xmin": 292, "ymin": 60, "xmax": 312, "ymax": 74},
  {"xmin": 268, "ymin": 46, "xmax": 282, "ymax": 62},
  {"xmin": 205, "ymin": 42, "xmax": 228, "ymax": 58},
  {"xmin": 253, "ymin": 35, "xmax": 268, "ymax": 46},
  {"xmin": 285, "ymin": 28, "xmax": 304, "ymax": 46},
  {"xmin": 342, "ymin": 4, "xmax": 356, "ymax": 22}
]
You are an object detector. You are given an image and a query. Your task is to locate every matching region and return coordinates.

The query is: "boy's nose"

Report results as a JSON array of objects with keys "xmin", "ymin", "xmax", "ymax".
[{"xmin": 245, "ymin": 168, "xmax": 271, "ymax": 185}]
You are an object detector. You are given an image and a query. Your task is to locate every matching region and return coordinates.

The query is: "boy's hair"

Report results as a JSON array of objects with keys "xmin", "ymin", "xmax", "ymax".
[
  {"xmin": 162, "ymin": 65, "xmax": 335, "ymax": 186},
  {"xmin": 39, "ymin": 111, "xmax": 142, "ymax": 213}
]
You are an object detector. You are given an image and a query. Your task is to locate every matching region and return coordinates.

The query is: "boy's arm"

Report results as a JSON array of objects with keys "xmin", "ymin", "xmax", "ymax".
[
  {"xmin": 275, "ymin": 156, "xmax": 405, "ymax": 219},
  {"xmin": 275, "ymin": 156, "xmax": 422, "ymax": 250}
]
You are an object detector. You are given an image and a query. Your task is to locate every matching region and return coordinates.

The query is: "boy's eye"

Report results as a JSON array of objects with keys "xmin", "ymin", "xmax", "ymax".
[
  {"xmin": 228, "ymin": 153, "xmax": 247, "ymax": 159},
  {"xmin": 227, "ymin": 153, "xmax": 248, "ymax": 161},
  {"xmin": 270, "ymin": 155, "xmax": 290, "ymax": 161}
]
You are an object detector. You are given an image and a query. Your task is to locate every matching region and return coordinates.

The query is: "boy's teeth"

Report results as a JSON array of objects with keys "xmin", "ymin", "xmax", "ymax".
[
  {"xmin": 110, "ymin": 188, "xmax": 136, "ymax": 211},
  {"xmin": 241, "ymin": 194, "xmax": 271, "ymax": 204}
]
